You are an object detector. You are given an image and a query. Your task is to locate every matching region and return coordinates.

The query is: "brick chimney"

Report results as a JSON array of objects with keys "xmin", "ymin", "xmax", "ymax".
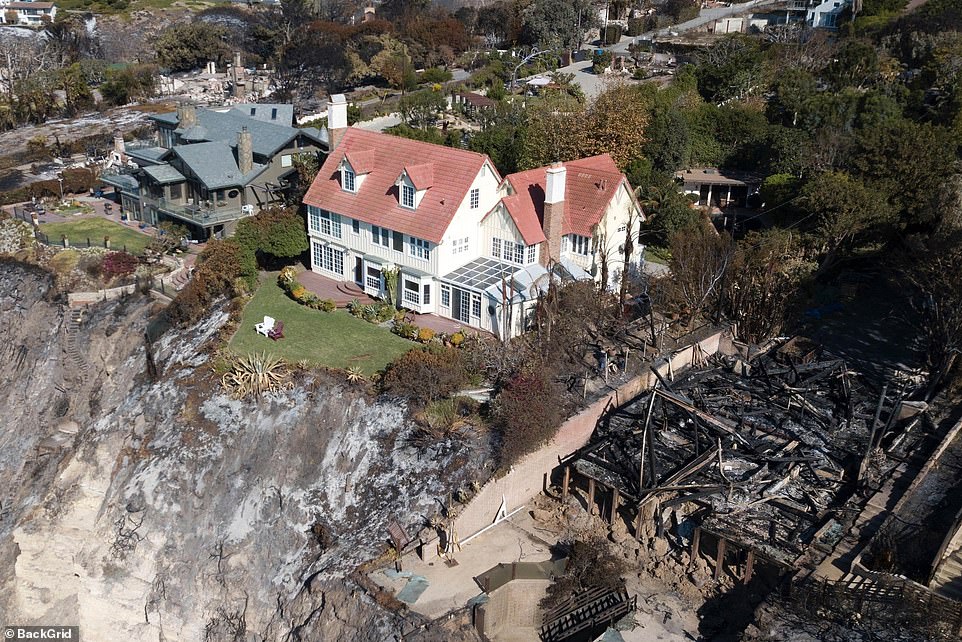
[
  {"xmin": 237, "ymin": 127, "xmax": 253, "ymax": 175},
  {"xmin": 327, "ymin": 94, "xmax": 348, "ymax": 151},
  {"xmin": 540, "ymin": 161, "xmax": 566, "ymax": 267},
  {"xmin": 180, "ymin": 102, "xmax": 197, "ymax": 128}
]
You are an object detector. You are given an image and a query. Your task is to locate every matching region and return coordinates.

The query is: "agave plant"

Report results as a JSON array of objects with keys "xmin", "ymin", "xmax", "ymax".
[
  {"xmin": 346, "ymin": 366, "xmax": 365, "ymax": 383},
  {"xmin": 221, "ymin": 352, "xmax": 292, "ymax": 399}
]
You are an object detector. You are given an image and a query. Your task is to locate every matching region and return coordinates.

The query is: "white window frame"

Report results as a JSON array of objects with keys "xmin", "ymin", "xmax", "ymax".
[
  {"xmin": 310, "ymin": 208, "xmax": 342, "ymax": 239},
  {"xmin": 409, "ymin": 236, "xmax": 430, "ymax": 260},
  {"xmin": 470, "ymin": 188, "xmax": 480, "ymax": 209},
  {"xmin": 491, "ymin": 237, "xmax": 502, "ymax": 259},
  {"xmin": 281, "ymin": 154, "xmax": 293, "ymax": 168},
  {"xmin": 569, "ymin": 234, "xmax": 591, "ymax": 256},
  {"xmin": 372, "ymin": 225, "xmax": 390, "ymax": 247},
  {"xmin": 366, "ymin": 265, "xmax": 382, "ymax": 291},
  {"xmin": 401, "ymin": 183, "xmax": 416, "ymax": 209},
  {"xmin": 440, "ymin": 284, "xmax": 451, "ymax": 308},
  {"xmin": 526, "ymin": 245, "xmax": 536, "ymax": 264},
  {"xmin": 343, "ymin": 167, "xmax": 356, "ymax": 192},
  {"xmin": 312, "ymin": 242, "xmax": 344, "ymax": 276},
  {"xmin": 403, "ymin": 277, "xmax": 421, "ymax": 306}
]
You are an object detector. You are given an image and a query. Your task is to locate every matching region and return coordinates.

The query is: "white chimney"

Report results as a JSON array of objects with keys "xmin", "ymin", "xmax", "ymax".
[
  {"xmin": 545, "ymin": 161, "xmax": 566, "ymax": 204},
  {"xmin": 327, "ymin": 94, "xmax": 349, "ymax": 150}
]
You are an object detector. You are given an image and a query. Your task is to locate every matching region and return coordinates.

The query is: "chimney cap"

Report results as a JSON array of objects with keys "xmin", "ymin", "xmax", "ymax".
[{"xmin": 331, "ymin": 94, "xmax": 347, "ymax": 105}]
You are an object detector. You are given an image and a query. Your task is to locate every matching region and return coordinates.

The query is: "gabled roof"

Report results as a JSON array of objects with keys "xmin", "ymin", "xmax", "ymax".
[
  {"xmin": 503, "ymin": 154, "xmax": 637, "ymax": 238},
  {"xmin": 303, "ymin": 129, "xmax": 499, "ymax": 244},
  {"xmin": 344, "ymin": 149, "xmax": 375, "ymax": 174},
  {"xmin": 172, "ymin": 141, "xmax": 265, "ymax": 190},
  {"xmin": 497, "ymin": 196, "xmax": 547, "ymax": 245},
  {"xmin": 403, "ymin": 163, "xmax": 434, "ymax": 190},
  {"xmin": 152, "ymin": 106, "xmax": 323, "ymax": 157}
]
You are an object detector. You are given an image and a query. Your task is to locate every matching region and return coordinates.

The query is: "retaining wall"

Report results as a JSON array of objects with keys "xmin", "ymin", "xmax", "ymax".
[{"xmin": 435, "ymin": 326, "xmax": 732, "ymax": 555}]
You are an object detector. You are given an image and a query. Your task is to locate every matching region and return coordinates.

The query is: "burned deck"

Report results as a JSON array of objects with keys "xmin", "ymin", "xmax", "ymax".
[{"xmin": 563, "ymin": 339, "xmax": 922, "ymax": 572}]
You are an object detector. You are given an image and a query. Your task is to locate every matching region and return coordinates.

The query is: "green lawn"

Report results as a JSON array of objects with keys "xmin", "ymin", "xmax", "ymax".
[
  {"xmin": 229, "ymin": 277, "xmax": 414, "ymax": 376},
  {"xmin": 39, "ymin": 218, "xmax": 151, "ymax": 255}
]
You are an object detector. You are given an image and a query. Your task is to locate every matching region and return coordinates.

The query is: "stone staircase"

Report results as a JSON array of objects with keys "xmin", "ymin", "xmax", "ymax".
[{"xmin": 64, "ymin": 308, "xmax": 88, "ymax": 377}]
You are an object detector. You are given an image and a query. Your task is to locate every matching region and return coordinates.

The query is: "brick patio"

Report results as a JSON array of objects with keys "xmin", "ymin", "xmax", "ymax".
[
  {"xmin": 296, "ymin": 270, "xmax": 492, "ymax": 337},
  {"xmin": 296, "ymin": 270, "xmax": 375, "ymax": 307}
]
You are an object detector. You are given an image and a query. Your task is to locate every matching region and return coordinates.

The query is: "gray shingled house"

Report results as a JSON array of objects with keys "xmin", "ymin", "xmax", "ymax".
[{"xmin": 103, "ymin": 103, "xmax": 327, "ymax": 240}]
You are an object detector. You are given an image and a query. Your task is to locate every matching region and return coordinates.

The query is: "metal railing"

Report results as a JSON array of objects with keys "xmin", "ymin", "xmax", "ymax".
[{"xmin": 141, "ymin": 195, "xmax": 244, "ymax": 226}]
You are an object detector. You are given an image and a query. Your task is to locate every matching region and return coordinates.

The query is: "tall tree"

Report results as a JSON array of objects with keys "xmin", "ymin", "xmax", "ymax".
[{"xmin": 521, "ymin": 0, "xmax": 597, "ymax": 50}]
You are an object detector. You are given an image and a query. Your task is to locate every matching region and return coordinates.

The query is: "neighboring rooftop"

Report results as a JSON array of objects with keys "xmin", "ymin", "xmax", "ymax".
[
  {"xmin": 151, "ymin": 104, "xmax": 324, "ymax": 157},
  {"xmin": 675, "ymin": 167, "xmax": 764, "ymax": 186},
  {"xmin": 172, "ymin": 141, "xmax": 265, "ymax": 189}
]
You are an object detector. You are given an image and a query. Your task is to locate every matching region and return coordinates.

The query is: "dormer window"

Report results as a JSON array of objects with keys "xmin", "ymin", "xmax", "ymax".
[
  {"xmin": 343, "ymin": 167, "xmax": 356, "ymax": 192},
  {"xmin": 401, "ymin": 183, "xmax": 415, "ymax": 208}
]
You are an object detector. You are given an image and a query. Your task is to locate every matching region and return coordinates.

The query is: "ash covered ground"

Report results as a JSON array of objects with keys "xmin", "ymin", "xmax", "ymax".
[{"xmin": 0, "ymin": 260, "xmax": 485, "ymax": 641}]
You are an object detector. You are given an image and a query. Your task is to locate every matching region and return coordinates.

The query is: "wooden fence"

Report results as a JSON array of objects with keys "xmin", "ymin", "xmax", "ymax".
[{"xmin": 790, "ymin": 574, "xmax": 962, "ymax": 636}]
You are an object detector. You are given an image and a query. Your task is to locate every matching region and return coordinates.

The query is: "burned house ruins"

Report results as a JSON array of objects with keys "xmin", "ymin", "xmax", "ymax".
[{"xmin": 561, "ymin": 337, "xmax": 930, "ymax": 584}]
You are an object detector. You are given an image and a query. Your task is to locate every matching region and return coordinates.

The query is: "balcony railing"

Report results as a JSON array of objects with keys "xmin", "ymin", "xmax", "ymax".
[{"xmin": 141, "ymin": 196, "xmax": 245, "ymax": 227}]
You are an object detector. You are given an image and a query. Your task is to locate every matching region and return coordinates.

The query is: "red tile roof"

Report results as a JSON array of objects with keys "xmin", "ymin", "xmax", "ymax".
[
  {"xmin": 503, "ymin": 154, "xmax": 638, "ymax": 238},
  {"xmin": 499, "ymin": 195, "xmax": 547, "ymax": 245},
  {"xmin": 304, "ymin": 128, "xmax": 497, "ymax": 244},
  {"xmin": 404, "ymin": 163, "xmax": 435, "ymax": 190},
  {"xmin": 344, "ymin": 149, "xmax": 375, "ymax": 174}
]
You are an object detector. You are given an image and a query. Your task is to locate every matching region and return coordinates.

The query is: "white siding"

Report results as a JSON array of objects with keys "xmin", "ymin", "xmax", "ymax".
[
  {"xmin": 436, "ymin": 162, "xmax": 502, "ymax": 275},
  {"xmin": 561, "ymin": 182, "xmax": 643, "ymax": 284},
  {"xmin": 480, "ymin": 204, "xmax": 527, "ymax": 259}
]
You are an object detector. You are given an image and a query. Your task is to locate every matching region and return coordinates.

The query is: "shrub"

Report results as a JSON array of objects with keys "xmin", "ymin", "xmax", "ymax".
[
  {"xmin": 417, "ymin": 327, "xmax": 436, "ymax": 343},
  {"xmin": 627, "ymin": 16, "xmax": 656, "ymax": 36},
  {"xmin": 449, "ymin": 331, "xmax": 465, "ymax": 347},
  {"xmin": 234, "ymin": 206, "xmax": 308, "ymax": 267},
  {"xmin": 380, "ymin": 345, "xmax": 468, "ymax": 404},
  {"xmin": 494, "ymin": 371, "xmax": 563, "ymax": 467},
  {"xmin": 289, "ymin": 285, "xmax": 308, "ymax": 300},
  {"xmin": 165, "ymin": 239, "xmax": 255, "ymax": 325},
  {"xmin": 392, "ymin": 321, "xmax": 419, "ymax": 340},
  {"xmin": 278, "ymin": 266, "xmax": 298, "ymax": 290},
  {"xmin": 101, "ymin": 251, "xmax": 139, "ymax": 279},
  {"xmin": 601, "ymin": 24, "xmax": 623, "ymax": 45},
  {"xmin": 421, "ymin": 67, "xmax": 453, "ymax": 84},
  {"xmin": 592, "ymin": 50, "xmax": 614, "ymax": 74}
]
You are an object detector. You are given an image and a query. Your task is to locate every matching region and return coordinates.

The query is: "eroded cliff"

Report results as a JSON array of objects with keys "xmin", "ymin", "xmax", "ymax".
[{"xmin": 0, "ymin": 260, "xmax": 482, "ymax": 641}]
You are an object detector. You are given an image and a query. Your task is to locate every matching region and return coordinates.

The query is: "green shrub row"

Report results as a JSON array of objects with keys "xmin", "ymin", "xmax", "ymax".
[
  {"xmin": 346, "ymin": 297, "xmax": 397, "ymax": 324},
  {"xmin": 277, "ymin": 267, "xmax": 336, "ymax": 312}
]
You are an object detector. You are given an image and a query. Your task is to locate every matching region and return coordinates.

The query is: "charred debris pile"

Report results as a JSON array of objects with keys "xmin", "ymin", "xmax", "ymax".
[{"xmin": 565, "ymin": 337, "xmax": 929, "ymax": 572}]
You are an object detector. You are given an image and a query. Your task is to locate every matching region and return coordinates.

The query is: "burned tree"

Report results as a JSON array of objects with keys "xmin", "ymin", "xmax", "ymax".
[
  {"xmin": 904, "ymin": 232, "xmax": 962, "ymax": 398},
  {"xmin": 666, "ymin": 223, "xmax": 734, "ymax": 325}
]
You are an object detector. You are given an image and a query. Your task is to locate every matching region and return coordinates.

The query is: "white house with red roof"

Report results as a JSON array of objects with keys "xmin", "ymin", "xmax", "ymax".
[{"xmin": 303, "ymin": 96, "xmax": 645, "ymax": 339}]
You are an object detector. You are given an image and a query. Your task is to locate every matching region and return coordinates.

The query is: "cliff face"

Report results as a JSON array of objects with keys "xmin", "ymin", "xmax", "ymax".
[{"xmin": 0, "ymin": 261, "xmax": 482, "ymax": 641}]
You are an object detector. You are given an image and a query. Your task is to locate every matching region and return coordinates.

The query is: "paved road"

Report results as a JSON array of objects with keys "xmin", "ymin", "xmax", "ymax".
[
  {"xmin": 608, "ymin": 0, "xmax": 780, "ymax": 54},
  {"xmin": 550, "ymin": 0, "xmax": 780, "ymax": 99}
]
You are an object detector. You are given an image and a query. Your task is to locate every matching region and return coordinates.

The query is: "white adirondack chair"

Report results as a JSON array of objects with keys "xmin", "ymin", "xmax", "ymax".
[{"xmin": 255, "ymin": 316, "xmax": 275, "ymax": 336}]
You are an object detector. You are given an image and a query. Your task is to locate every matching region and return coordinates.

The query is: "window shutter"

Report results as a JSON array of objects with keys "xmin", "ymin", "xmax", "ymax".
[{"xmin": 393, "ymin": 231, "xmax": 403, "ymax": 252}]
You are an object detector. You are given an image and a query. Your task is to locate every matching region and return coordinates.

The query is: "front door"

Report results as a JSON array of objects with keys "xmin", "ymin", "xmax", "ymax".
[{"xmin": 354, "ymin": 256, "xmax": 363, "ymax": 285}]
